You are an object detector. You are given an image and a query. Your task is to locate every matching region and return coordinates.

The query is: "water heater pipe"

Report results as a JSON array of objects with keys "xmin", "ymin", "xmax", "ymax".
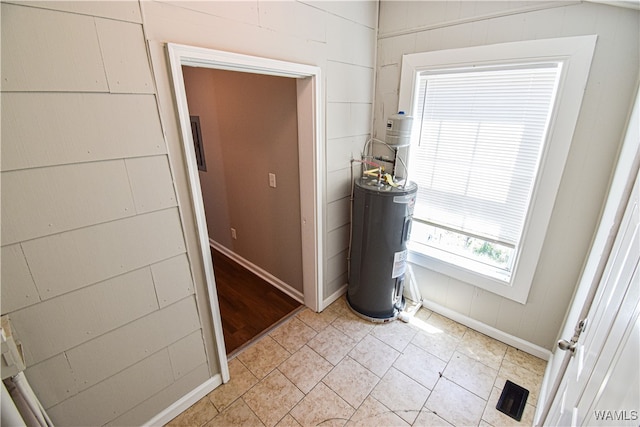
[
  {"xmin": 11, "ymin": 372, "xmax": 53, "ymax": 426},
  {"xmin": 2, "ymin": 380, "xmax": 27, "ymax": 426}
]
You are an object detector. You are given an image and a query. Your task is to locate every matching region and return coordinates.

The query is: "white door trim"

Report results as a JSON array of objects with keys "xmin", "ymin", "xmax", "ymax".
[
  {"xmin": 165, "ymin": 43, "xmax": 324, "ymax": 382},
  {"xmin": 535, "ymin": 86, "xmax": 640, "ymax": 425}
]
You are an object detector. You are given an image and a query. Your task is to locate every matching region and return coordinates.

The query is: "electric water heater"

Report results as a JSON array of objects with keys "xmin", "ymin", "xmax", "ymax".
[{"xmin": 347, "ymin": 177, "xmax": 417, "ymax": 321}]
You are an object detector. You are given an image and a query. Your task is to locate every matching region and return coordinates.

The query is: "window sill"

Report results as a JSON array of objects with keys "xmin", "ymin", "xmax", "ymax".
[{"xmin": 407, "ymin": 240, "xmax": 520, "ymax": 301}]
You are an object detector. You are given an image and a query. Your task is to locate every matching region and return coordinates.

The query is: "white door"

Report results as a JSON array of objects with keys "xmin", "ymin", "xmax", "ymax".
[
  {"xmin": 572, "ymin": 177, "xmax": 639, "ymax": 426},
  {"xmin": 536, "ymin": 90, "xmax": 640, "ymax": 426},
  {"xmin": 549, "ymin": 172, "xmax": 639, "ymax": 426}
]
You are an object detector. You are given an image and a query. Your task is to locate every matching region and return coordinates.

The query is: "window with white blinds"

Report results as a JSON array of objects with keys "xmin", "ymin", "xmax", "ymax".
[
  {"xmin": 399, "ymin": 36, "xmax": 596, "ymax": 303},
  {"xmin": 409, "ymin": 64, "xmax": 561, "ymax": 272}
]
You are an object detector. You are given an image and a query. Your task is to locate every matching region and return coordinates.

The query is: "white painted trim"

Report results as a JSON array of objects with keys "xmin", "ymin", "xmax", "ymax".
[
  {"xmin": 421, "ymin": 299, "xmax": 553, "ymax": 360},
  {"xmin": 322, "ymin": 283, "xmax": 348, "ymax": 310},
  {"xmin": 399, "ymin": 35, "xmax": 597, "ymax": 304},
  {"xmin": 209, "ymin": 239, "xmax": 304, "ymax": 303},
  {"xmin": 166, "ymin": 43, "xmax": 324, "ymax": 383},
  {"xmin": 166, "ymin": 45, "xmax": 229, "ymax": 382},
  {"xmin": 295, "ymin": 75, "xmax": 325, "ymax": 313},
  {"xmin": 166, "ymin": 44, "xmax": 323, "ymax": 313},
  {"xmin": 535, "ymin": 85, "xmax": 640, "ymax": 426},
  {"xmin": 143, "ymin": 374, "xmax": 222, "ymax": 427},
  {"xmin": 170, "ymin": 44, "xmax": 320, "ymax": 79}
]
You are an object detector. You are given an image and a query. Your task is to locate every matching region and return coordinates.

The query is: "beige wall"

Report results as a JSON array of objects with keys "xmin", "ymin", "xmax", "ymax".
[
  {"xmin": 183, "ymin": 67, "xmax": 303, "ymax": 292},
  {"xmin": 141, "ymin": 0, "xmax": 378, "ymax": 305},
  {"xmin": 375, "ymin": 0, "xmax": 640, "ymax": 350},
  {"xmin": 0, "ymin": 1, "xmax": 212, "ymax": 425},
  {"xmin": 7, "ymin": 0, "xmax": 623, "ymax": 423},
  {"xmin": 2, "ymin": 0, "xmax": 378, "ymax": 424}
]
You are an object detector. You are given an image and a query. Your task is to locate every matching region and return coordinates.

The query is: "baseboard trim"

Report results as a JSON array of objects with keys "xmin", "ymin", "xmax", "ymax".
[
  {"xmin": 144, "ymin": 374, "xmax": 222, "ymax": 427},
  {"xmin": 209, "ymin": 239, "xmax": 304, "ymax": 304},
  {"xmin": 315, "ymin": 284, "xmax": 551, "ymax": 359},
  {"xmin": 421, "ymin": 299, "xmax": 552, "ymax": 360},
  {"xmin": 322, "ymin": 283, "xmax": 347, "ymax": 311}
]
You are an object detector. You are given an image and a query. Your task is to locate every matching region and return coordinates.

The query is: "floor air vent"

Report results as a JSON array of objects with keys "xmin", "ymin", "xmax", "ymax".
[{"xmin": 496, "ymin": 380, "xmax": 529, "ymax": 421}]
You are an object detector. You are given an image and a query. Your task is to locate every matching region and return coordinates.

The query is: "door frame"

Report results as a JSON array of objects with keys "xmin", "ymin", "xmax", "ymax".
[
  {"xmin": 535, "ymin": 86, "xmax": 640, "ymax": 425},
  {"xmin": 166, "ymin": 43, "xmax": 324, "ymax": 380}
]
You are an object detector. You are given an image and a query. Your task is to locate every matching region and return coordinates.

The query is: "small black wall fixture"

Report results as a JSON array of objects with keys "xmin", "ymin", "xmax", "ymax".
[{"xmin": 190, "ymin": 115, "xmax": 207, "ymax": 171}]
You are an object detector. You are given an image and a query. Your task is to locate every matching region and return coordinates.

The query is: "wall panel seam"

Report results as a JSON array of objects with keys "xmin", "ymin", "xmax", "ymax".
[
  {"xmin": 377, "ymin": 1, "xmax": 581, "ymax": 40},
  {"xmin": 11, "ymin": 205, "xmax": 180, "ymax": 247},
  {"xmin": 58, "ymin": 294, "xmax": 199, "ymax": 355},
  {"xmin": 92, "ymin": 17, "xmax": 112, "ymax": 93},
  {"xmin": 122, "ymin": 157, "xmax": 141, "ymax": 216},
  {"xmin": 47, "ymin": 347, "xmax": 174, "ymax": 420},
  {"xmin": 26, "ymin": 297, "xmax": 201, "ymax": 399},
  {"xmin": 1, "ymin": 1, "xmax": 143, "ymax": 24},
  {"xmin": 326, "ymin": 59, "xmax": 375, "ymax": 70},
  {"xmin": 18, "ymin": 242, "xmax": 43, "ymax": 304}
]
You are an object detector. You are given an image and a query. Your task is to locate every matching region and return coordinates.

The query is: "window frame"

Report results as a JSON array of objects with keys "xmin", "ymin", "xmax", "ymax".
[
  {"xmin": 409, "ymin": 63, "xmax": 562, "ymax": 279},
  {"xmin": 398, "ymin": 36, "xmax": 597, "ymax": 303}
]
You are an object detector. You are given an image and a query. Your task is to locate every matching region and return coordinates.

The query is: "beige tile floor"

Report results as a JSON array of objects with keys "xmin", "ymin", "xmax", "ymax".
[{"xmin": 167, "ymin": 296, "xmax": 547, "ymax": 427}]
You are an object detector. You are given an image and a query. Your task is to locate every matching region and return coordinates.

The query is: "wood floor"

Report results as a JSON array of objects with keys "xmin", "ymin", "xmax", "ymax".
[{"xmin": 211, "ymin": 248, "xmax": 302, "ymax": 355}]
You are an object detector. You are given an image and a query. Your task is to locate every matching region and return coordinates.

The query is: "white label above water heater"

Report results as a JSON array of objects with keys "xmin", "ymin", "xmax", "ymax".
[{"xmin": 386, "ymin": 112, "xmax": 413, "ymax": 147}]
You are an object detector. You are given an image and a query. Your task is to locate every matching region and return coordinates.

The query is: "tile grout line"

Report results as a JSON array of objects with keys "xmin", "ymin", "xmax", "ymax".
[{"xmin": 177, "ymin": 296, "xmax": 546, "ymax": 427}]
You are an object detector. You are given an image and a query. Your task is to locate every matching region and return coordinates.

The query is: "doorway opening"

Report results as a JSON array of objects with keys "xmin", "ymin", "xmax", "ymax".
[
  {"xmin": 209, "ymin": 247, "xmax": 302, "ymax": 355},
  {"xmin": 166, "ymin": 44, "xmax": 323, "ymax": 380},
  {"xmin": 181, "ymin": 66, "xmax": 304, "ymax": 355}
]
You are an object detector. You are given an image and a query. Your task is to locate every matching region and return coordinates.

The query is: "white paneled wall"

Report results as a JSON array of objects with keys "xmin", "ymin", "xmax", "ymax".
[
  {"xmin": 1, "ymin": 4, "xmax": 109, "ymax": 92},
  {"xmin": 2, "ymin": 0, "xmax": 379, "ymax": 424},
  {"xmin": 141, "ymin": 0, "xmax": 379, "ymax": 305},
  {"xmin": 2, "ymin": 161, "xmax": 136, "ymax": 245},
  {"xmin": 2, "ymin": 93, "xmax": 166, "ymax": 170},
  {"xmin": 375, "ymin": 0, "xmax": 639, "ymax": 349},
  {"xmin": 8, "ymin": 0, "xmax": 634, "ymax": 422},
  {"xmin": 1, "ymin": 2, "xmax": 210, "ymax": 425}
]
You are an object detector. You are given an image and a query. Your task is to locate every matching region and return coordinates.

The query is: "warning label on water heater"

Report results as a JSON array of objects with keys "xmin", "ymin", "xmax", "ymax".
[
  {"xmin": 393, "ymin": 194, "xmax": 413, "ymax": 204},
  {"xmin": 392, "ymin": 250, "xmax": 408, "ymax": 278}
]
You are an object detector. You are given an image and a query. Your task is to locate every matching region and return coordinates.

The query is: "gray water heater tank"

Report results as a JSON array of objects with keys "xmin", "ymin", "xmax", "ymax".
[{"xmin": 347, "ymin": 177, "xmax": 418, "ymax": 321}]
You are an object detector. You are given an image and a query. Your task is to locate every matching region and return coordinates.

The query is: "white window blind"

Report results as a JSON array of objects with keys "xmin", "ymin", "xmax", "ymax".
[{"xmin": 410, "ymin": 64, "xmax": 561, "ymax": 247}]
